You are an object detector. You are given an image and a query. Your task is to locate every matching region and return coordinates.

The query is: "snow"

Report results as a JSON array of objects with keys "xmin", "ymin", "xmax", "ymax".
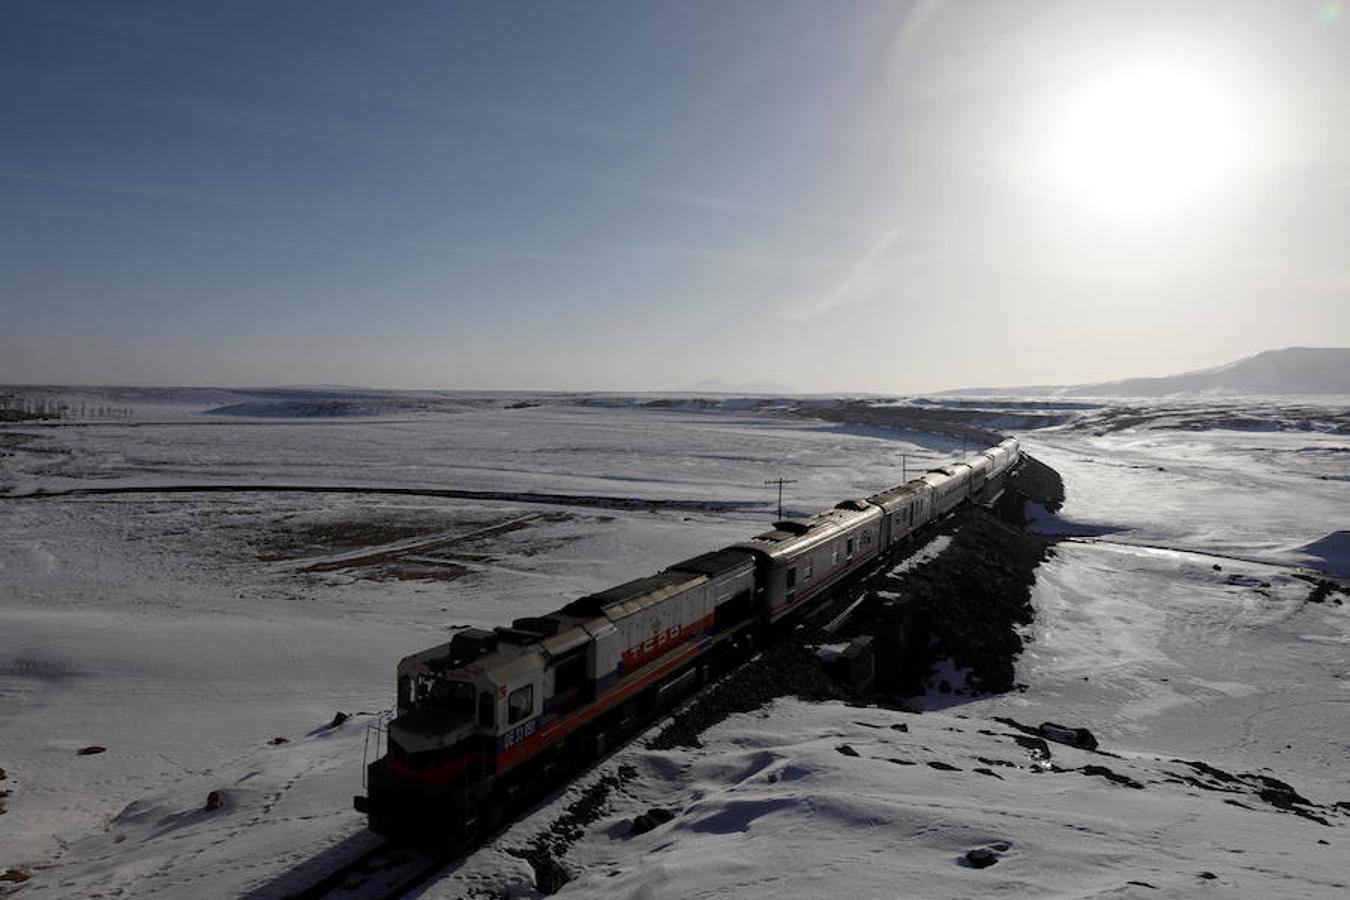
[
  {"xmin": 523, "ymin": 698, "xmax": 1348, "ymax": 899},
  {"xmin": 1, "ymin": 391, "xmax": 1347, "ymax": 897}
]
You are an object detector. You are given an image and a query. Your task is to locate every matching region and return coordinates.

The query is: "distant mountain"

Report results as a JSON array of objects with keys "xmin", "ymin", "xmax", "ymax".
[
  {"xmin": 680, "ymin": 378, "xmax": 798, "ymax": 395},
  {"xmin": 950, "ymin": 347, "xmax": 1350, "ymax": 397}
]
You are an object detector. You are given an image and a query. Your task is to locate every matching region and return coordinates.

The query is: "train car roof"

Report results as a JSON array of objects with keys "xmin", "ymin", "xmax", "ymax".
[
  {"xmin": 730, "ymin": 504, "xmax": 880, "ymax": 561},
  {"xmin": 867, "ymin": 479, "xmax": 931, "ymax": 511},
  {"xmin": 562, "ymin": 568, "xmax": 706, "ymax": 618},
  {"xmin": 667, "ymin": 547, "xmax": 756, "ymax": 578}
]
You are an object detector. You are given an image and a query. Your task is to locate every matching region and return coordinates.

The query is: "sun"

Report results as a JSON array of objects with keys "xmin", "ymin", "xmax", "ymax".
[{"xmin": 1045, "ymin": 60, "xmax": 1242, "ymax": 214}]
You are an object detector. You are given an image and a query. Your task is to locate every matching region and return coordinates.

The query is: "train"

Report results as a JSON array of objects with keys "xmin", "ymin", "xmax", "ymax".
[{"xmin": 354, "ymin": 436, "xmax": 1022, "ymax": 838}]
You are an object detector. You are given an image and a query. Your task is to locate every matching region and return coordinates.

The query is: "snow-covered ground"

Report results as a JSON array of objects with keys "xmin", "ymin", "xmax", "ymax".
[{"xmin": 0, "ymin": 393, "xmax": 1346, "ymax": 897}]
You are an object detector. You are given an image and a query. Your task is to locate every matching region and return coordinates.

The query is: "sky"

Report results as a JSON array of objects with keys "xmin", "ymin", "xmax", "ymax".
[{"xmin": 3, "ymin": 0, "xmax": 1348, "ymax": 393}]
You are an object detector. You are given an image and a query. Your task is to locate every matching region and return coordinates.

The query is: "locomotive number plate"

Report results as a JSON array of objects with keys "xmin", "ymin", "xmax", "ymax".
[{"xmin": 502, "ymin": 718, "xmax": 537, "ymax": 750}]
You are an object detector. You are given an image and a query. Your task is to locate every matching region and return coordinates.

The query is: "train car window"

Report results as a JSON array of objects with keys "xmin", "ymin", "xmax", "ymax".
[
  {"xmin": 846, "ymin": 538, "xmax": 855, "ymax": 558},
  {"xmin": 508, "ymin": 685, "xmax": 534, "ymax": 724},
  {"xmin": 804, "ymin": 562, "xmax": 813, "ymax": 580},
  {"xmin": 478, "ymin": 691, "xmax": 495, "ymax": 729},
  {"xmin": 397, "ymin": 675, "xmax": 411, "ymax": 710},
  {"xmin": 786, "ymin": 567, "xmax": 797, "ymax": 589},
  {"xmin": 434, "ymin": 680, "xmax": 477, "ymax": 717},
  {"xmin": 554, "ymin": 653, "xmax": 586, "ymax": 695}
]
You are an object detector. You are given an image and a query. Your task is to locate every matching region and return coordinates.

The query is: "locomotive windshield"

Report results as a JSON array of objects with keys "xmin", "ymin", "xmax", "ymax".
[
  {"xmin": 396, "ymin": 675, "xmax": 480, "ymax": 733},
  {"xmin": 404, "ymin": 675, "xmax": 476, "ymax": 713}
]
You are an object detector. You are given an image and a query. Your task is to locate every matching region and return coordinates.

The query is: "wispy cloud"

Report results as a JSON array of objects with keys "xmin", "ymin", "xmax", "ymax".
[
  {"xmin": 633, "ymin": 243, "xmax": 849, "ymax": 269},
  {"xmin": 334, "ymin": 233, "xmax": 596, "ymax": 267},
  {"xmin": 793, "ymin": 228, "xmax": 903, "ymax": 320},
  {"xmin": 586, "ymin": 173, "xmax": 878, "ymax": 237}
]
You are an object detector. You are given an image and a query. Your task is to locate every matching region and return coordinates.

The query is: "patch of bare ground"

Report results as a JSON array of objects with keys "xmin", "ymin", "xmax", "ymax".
[
  {"xmin": 256, "ymin": 510, "xmax": 501, "ymax": 561},
  {"xmin": 262, "ymin": 510, "xmax": 578, "ymax": 583}
]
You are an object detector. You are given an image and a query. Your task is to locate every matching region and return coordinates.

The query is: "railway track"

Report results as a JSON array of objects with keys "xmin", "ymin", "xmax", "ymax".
[
  {"xmin": 281, "ymin": 839, "xmax": 455, "ymax": 900},
  {"xmin": 281, "ymin": 470, "xmax": 1024, "ymax": 897}
]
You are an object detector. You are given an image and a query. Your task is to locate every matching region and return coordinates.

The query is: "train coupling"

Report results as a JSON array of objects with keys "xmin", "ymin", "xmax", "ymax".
[{"xmin": 353, "ymin": 794, "xmax": 371, "ymax": 813}]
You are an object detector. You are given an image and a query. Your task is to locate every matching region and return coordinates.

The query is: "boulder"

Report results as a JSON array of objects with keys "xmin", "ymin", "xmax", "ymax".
[
  {"xmin": 1039, "ymin": 722, "xmax": 1098, "ymax": 751},
  {"xmin": 965, "ymin": 848, "xmax": 998, "ymax": 869},
  {"xmin": 531, "ymin": 855, "xmax": 572, "ymax": 895},
  {"xmin": 630, "ymin": 807, "xmax": 675, "ymax": 836}
]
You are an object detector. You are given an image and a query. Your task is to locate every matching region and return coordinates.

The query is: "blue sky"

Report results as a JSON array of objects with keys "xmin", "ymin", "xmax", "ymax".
[{"xmin": 4, "ymin": 1, "xmax": 1348, "ymax": 391}]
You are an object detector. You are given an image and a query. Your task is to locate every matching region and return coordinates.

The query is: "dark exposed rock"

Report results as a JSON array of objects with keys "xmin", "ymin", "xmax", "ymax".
[
  {"xmin": 977, "ymin": 757, "xmax": 1018, "ymax": 768},
  {"xmin": 1258, "ymin": 786, "xmax": 1307, "ymax": 811},
  {"xmin": 1009, "ymin": 454, "xmax": 1065, "ymax": 513},
  {"xmin": 1126, "ymin": 881, "xmax": 1159, "ymax": 889},
  {"xmin": 649, "ymin": 642, "xmax": 851, "ymax": 750},
  {"xmin": 77, "ymin": 746, "xmax": 105, "ymax": 756},
  {"xmin": 1080, "ymin": 765, "xmax": 1144, "ymax": 789},
  {"xmin": 1, "ymin": 868, "xmax": 31, "ymax": 884},
  {"xmin": 964, "ymin": 847, "xmax": 999, "ymax": 869},
  {"xmin": 890, "ymin": 723, "xmax": 909, "ymax": 733},
  {"xmin": 972, "ymin": 767, "xmax": 1003, "ymax": 779},
  {"xmin": 507, "ymin": 764, "xmax": 637, "ymax": 893},
  {"xmin": 1040, "ymin": 722, "xmax": 1098, "ymax": 751},
  {"xmin": 629, "ymin": 807, "xmax": 675, "ymax": 836},
  {"xmin": 840, "ymin": 480, "xmax": 1056, "ymax": 699},
  {"xmin": 885, "ymin": 757, "xmax": 916, "ymax": 766},
  {"xmin": 993, "ymin": 716, "xmax": 1040, "ymax": 736},
  {"xmin": 204, "ymin": 790, "xmax": 223, "ymax": 812},
  {"xmin": 267, "ymin": 736, "xmax": 289, "ymax": 745},
  {"xmin": 530, "ymin": 855, "xmax": 572, "ymax": 895},
  {"xmin": 328, "ymin": 711, "xmax": 350, "ymax": 728},
  {"xmin": 927, "ymin": 761, "xmax": 960, "ymax": 771},
  {"xmin": 1011, "ymin": 735, "xmax": 1052, "ymax": 760},
  {"xmin": 1175, "ymin": 759, "xmax": 1240, "ymax": 785},
  {"xmin": 1199, "ymin": 872, "xmax": 1217, "ymax": 880},
  {"xmin": 1295, "ymin": 575, "xmax": 1348, "ymax": 606},
  {"xmin": 836, "ymin": 744, "xmax": 861, "ymax": 758}
]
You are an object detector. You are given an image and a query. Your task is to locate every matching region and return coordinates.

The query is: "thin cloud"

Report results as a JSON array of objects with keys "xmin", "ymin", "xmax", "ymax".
[
  {"xmin": 634, "ymin": 243, "xmax": 849, "ymax": 269},
  {"xmin": 793, "ymin": 228, "xmax": 903, "ymax": 320},
  {"xmin": 587, "ymin": 173, "xmax": 878, "ymax": 237}
]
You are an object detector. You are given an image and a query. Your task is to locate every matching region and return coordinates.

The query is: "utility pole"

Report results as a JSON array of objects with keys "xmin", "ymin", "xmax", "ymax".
[
  {"xmin": 902, "ymin": 453, "xmax": 907, "ymax": 483},
  {"xmin": 764, "ymin": 477, "xmax": 797, "ymax": 520}
]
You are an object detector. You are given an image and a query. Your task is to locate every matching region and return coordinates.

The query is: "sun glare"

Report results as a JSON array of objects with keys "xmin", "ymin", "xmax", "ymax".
[{"xmin": 1046, "ymin": 61, "xmax": 1242, "ymax": 214}]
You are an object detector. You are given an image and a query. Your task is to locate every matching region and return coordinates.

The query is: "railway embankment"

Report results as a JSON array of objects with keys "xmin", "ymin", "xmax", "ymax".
[
  {"xmin": 650, "ymin": 456, "xmax": 1066, "ymax": 750},
  {"xmin": 510, "ymin": 456, "xmax": 1067, "ymax": 894}
]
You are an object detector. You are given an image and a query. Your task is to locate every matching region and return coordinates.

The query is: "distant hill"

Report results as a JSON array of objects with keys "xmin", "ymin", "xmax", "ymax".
[
  {"xmin": 680, "ymin": 378, "xmax": 798, "ymax": 394},
  {"xmin": 951, "ymin": 347, "xmax": 1350, "ymax": 397}
]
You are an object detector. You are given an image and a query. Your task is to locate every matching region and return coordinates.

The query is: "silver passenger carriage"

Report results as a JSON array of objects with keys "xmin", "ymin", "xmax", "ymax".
[{"xmin": 731, "ymin": 501, "xmax": 882, "ymax": 623}]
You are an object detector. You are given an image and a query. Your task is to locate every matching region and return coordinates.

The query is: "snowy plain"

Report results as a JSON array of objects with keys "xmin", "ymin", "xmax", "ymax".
[{"xmin": 0, "ymin": 390, "xmax": 1347, "ymax": 898}]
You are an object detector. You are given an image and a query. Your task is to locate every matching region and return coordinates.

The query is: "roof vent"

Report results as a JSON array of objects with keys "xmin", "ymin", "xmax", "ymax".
[
  {"xmin": 494, "ymin": 626, "xmax": 544, "ymax": 645},
  {"xmin": 773, "ymin": 520, "xmax": 811, "ymax": 535},
  {"xmin": 448, "ymin": 628, "xmax": 497, "ymax": 661},
  {"xmin": 512, "ymin": 616, "xmax": 561, "ymax": 637}
]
